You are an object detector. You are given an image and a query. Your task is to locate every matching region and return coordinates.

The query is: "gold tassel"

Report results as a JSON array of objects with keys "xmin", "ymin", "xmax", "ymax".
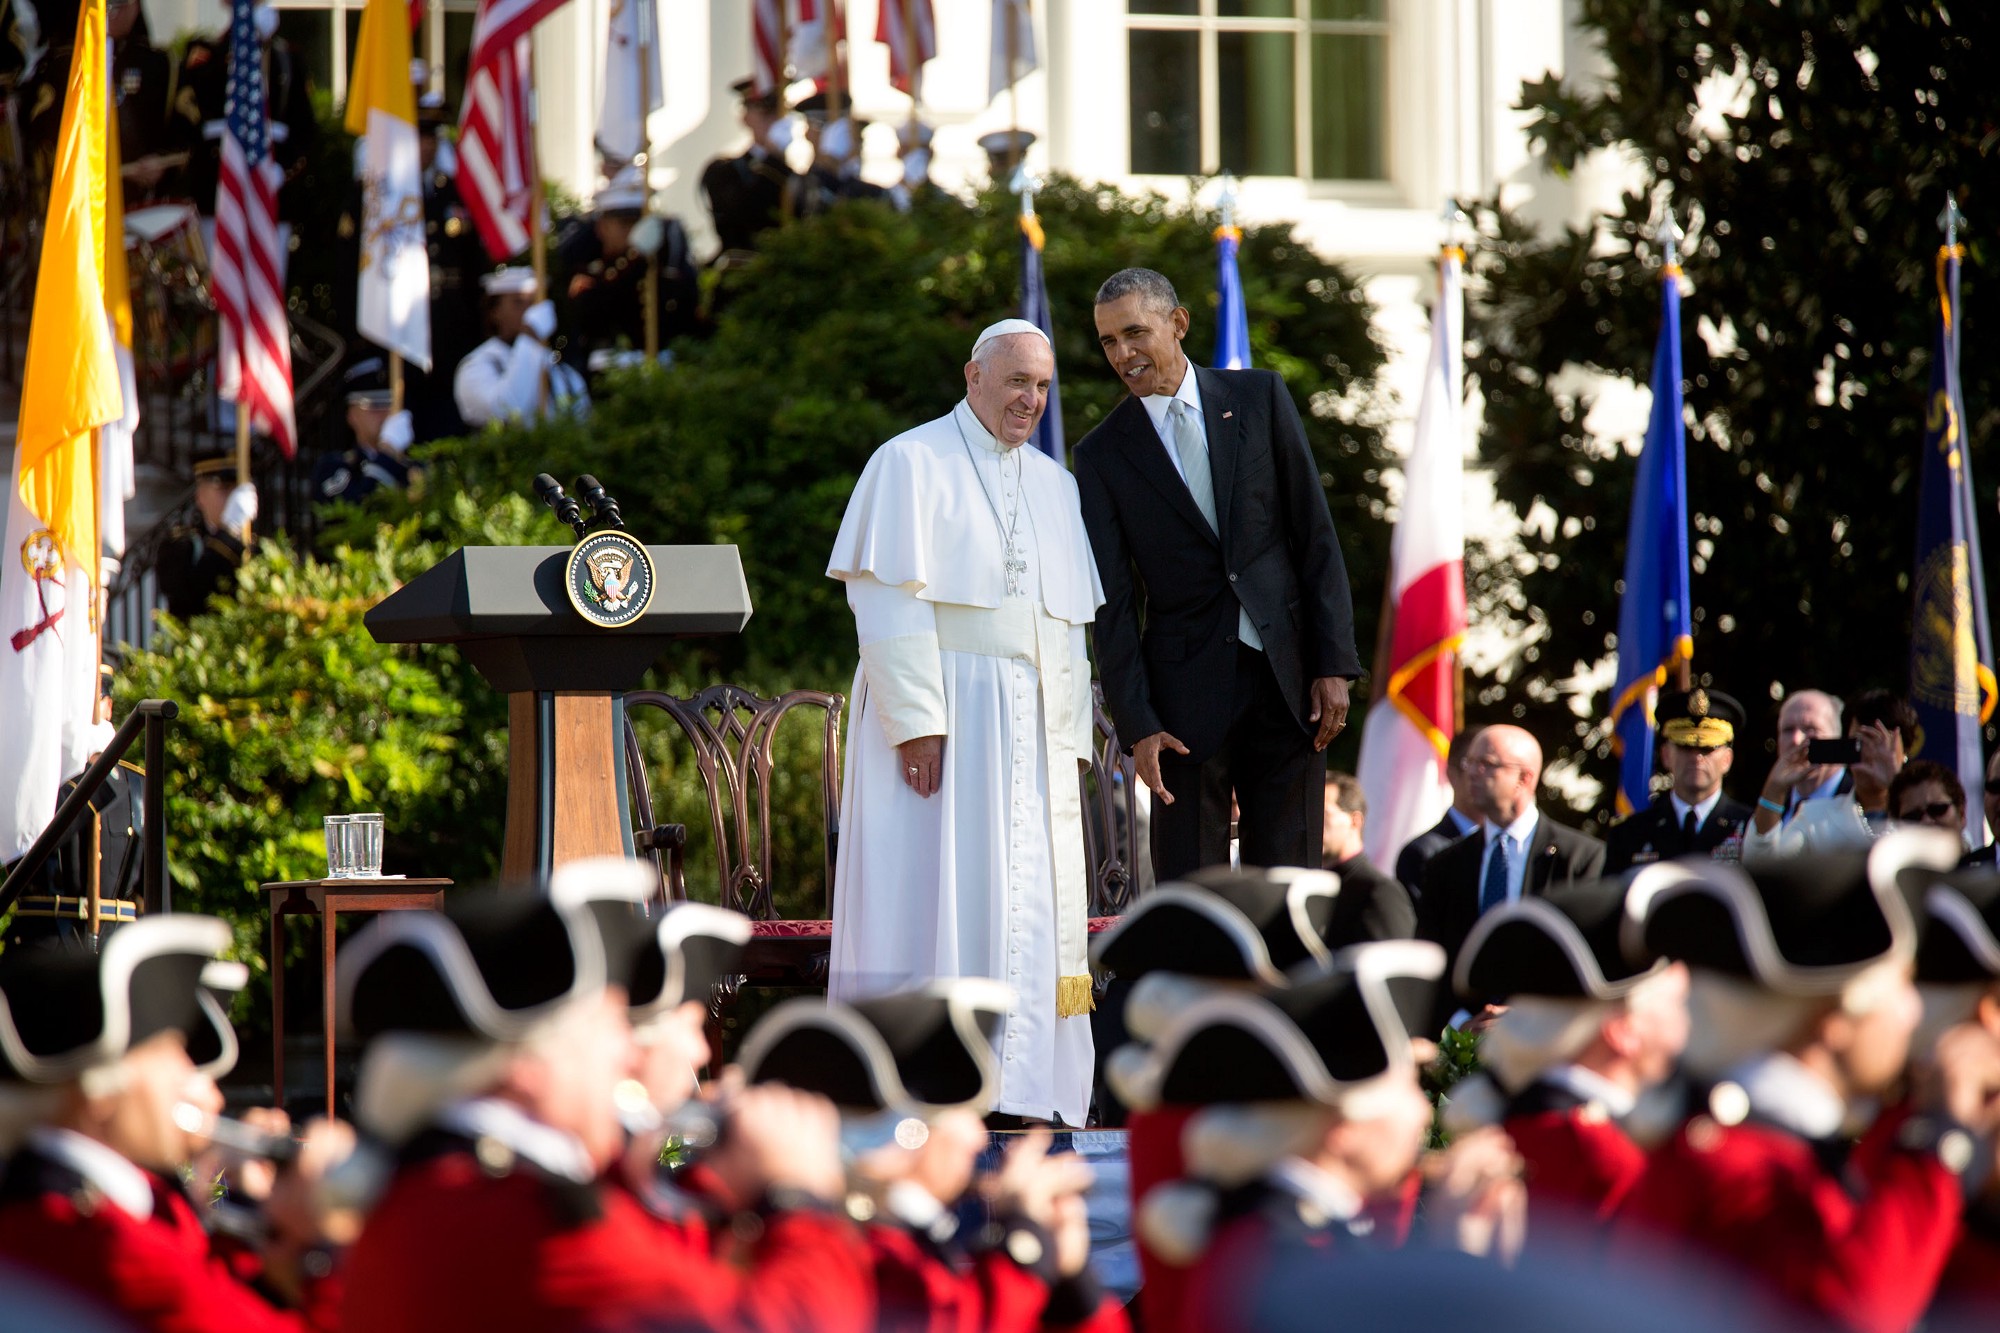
[{"xmin": 1057, "ymin": 974, "xmax": 1096, "ymax": 1019}]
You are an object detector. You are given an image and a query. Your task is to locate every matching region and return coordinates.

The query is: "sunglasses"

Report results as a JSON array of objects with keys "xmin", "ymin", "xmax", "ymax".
[{"xmin": 1897, "ymin": 802, "xmax": 1959, "ymax": 822}]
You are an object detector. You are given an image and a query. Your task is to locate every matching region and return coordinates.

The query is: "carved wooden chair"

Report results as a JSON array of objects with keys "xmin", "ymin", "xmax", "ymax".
[
  {"xmin": 1082, "ymin": 683, "xmax": 1147, "ymax": 919},
  {"xmin": 622, "ymin": 685, "xmax": 845, "ymax": 1003}
]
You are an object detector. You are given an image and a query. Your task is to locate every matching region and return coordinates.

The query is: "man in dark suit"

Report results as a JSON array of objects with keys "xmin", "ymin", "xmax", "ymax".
[
  {"xmin": 700, "ymin": 78, "xmax": 798, "ymax": 261},
  {"xmin": 1392, "ymin": 726, "xmax": 1485, "ymax": 897},
  {"xmin": 1075, "ymin": 268, "xmax": 1363, "ymax": 881},
  {"xmin": 1604, "ymin": 689, "xmax": 1753, "ymax": 872},
  {"xmin": 1418, "ymin": 724, "xmax": 1605, "ymax": 1028},
  {"xmin": 1962, "ymin": 748, "xmax": 2000, "ymax": 866},
  {"xmin": 1321, "ymin": 771, "xmax": 1416, "ymax": 944}
]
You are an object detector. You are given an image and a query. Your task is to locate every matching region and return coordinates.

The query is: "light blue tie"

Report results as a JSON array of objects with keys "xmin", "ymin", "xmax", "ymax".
[
  {"xmin": 1479, "ymin": 833, "xmax": 1511, "ymax": 916},
  {"xmin": 1168, "ymin": 399, "xmax": 1218, "ymax": 534}
]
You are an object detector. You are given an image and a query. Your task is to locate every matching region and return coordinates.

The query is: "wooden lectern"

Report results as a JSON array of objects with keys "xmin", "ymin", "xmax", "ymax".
[{"xmin": 364, "ymin": 545, "xmax": 752, "ymax": 878}]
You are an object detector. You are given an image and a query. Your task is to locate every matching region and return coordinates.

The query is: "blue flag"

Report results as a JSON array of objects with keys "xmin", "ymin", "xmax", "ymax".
[
  {"xmin": 1908, "ymin": 241, "xmax": 1996, "ymax": 832},
  {"xmin": 1608, "ymin": 260, "xmax": 1693, "ymax": 815},
  {"xmin": 1019, "ymin": 212, "xmax": 1065, "ymax": 463},
  {"xmin": 1215, "ymin": 224, "xmax": 1252, "ymax": 370}
]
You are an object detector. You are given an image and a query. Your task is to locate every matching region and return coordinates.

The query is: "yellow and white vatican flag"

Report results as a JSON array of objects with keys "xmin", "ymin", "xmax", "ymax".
[
  {"xmin": 102, "ymin": 71, "xmax": 139, "ymax": 559},
  {"xmin": 344, "ymin": 0, "xmax": 431, "ymax": 370},
  {"xmin": 594, "ymin": 0, "xmax": 661, "ymax": 169},
  {"xmin": 3, "ymin": 0, "xmax": 122, "ymax": 859}
]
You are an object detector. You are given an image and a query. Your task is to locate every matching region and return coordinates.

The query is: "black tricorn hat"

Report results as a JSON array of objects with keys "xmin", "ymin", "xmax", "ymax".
[
  {"xmin": 337, "ymin": 886, "xmax": 626, "ymax": 1043},
  {"xmin": 1623, "ymin": 829, "xmax": 1957, "ymax": 995},
  {"xmin": 1455, "ymin": 876, "xmax": 1665, "ymax": 1002},
  {"xmin": 1133, "ymin": 940, "xmax": 1444, "ymax": 1108},
  {"xmin": 1917, "ymin": 868, "xmax": 2000, "ymax": 983},
  {"xmin": 1091, "ymin": 868, "xmax": 1339, "ymax": 985},
  {"xmin": 545, "ymin": 856, "xmax": 749, "ymax": 1021},
  {"xmin": 0, "ymin": 915, "xmax": 231, "ymax": 1082},
  {"xmin": 188, "ymin": 959, "xmax": 249, "ymax": 1079},
  {"xmin": 739, "ymin": 979, "xmax": 1013, "ymax": 1117}
]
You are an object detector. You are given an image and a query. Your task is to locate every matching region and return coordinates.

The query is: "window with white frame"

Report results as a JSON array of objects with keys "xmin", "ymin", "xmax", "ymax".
[
  {"xmin": 268, "ymin": 0, "xmax": 478, "ymax": 109},
  {"xmin": 1126, "ymin": 0, "xmax": 1388, "ymax": 182}
]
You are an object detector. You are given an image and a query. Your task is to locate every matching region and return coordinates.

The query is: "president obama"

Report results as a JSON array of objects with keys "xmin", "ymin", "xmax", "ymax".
[{"xmin": 1074, "ymin": 268, "xmax": 1363, "ymax": 879}]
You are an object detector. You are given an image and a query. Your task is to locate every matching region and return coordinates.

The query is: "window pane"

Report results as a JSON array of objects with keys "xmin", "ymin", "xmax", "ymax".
[
  {"xmin": 1310, "ymin": 32, "xmax": 1385, "ymax": 179},
  {"xmin": 1312, "ymin": 0, "xmax": 1385, "ymax": 18},
  {"xmin": 1128, "ymin": 29, "xmax": 1199, "ymax": 175},
  {"xmin": 442, "ymin": 11, "xmax": 477, "ymax": 111},
  {"xmin": 1218, "ymin": 30, "xmax": 1294, "ymax": 177},
  {"xmin": 1219, "ymin": 0, "xmax": 1295, "ymax": 15},
  {"xmin": 276, "ymin": 11, "xmax": 333, "ymax": 103},
  {"xmin": 1129, "ymin": 0, "xmax": 1197, "ymax": 14}
]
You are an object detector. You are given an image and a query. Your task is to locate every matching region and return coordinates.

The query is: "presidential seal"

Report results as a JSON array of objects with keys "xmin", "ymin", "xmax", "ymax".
[{"xmin": 565, "ymin": 530, "xmax": 655, "ymax": 629}]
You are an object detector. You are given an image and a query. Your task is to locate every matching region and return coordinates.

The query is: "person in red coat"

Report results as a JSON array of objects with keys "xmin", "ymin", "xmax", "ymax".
[
  {"xmin": 1611, "ymin": 832, "xmax": 2000, "ymax": 1333},
  {"xmin": 0, "ymin": 915, "xmax": 355, "ymax": 1332},
  {"xmin": 335, "ymin": 872, "xmax": 874, "ymax": 1333},
  {"xmin": 1117, "ymin": 941, "xmax": 1525, "ymax": 1333},
  {"xmin": 1912, "ymin": 867, "xmax": 2000, "ymax": 1318},
  {"xmin": 735, "ymin": 979, "xmax": 1129, "ymax": 1333},
  {"xmin": 1444, "ymin": 875, "xmax": 1691, "ymax": 1237}
]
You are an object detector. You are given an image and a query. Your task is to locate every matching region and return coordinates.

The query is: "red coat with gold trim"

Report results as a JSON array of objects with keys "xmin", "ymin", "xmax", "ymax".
[
  {"xmin": 0, "ymin": 1147, "xmax": 339, "ymax": 1333},
  {"xmin": 1609, "ymin": 1112, "xmax": 1963, "ymax": 1333},
  {"xmin": 866, "ymin": 1216, "xmax": 1130, "ymax": 1333}
]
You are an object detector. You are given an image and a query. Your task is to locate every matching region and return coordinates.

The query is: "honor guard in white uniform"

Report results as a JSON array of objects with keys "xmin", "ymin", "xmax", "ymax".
[{"xmin": 453, "ymin": 268, "xmax": 590, "ymax": 427}]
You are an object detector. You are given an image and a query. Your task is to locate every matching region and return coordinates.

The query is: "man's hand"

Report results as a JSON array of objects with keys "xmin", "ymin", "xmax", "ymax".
[
  {"xmin": 124, "ymin": 155, "xmax": 168, "ymax": 189},
  {"xmin": 1852, "ymin": 720, "xmax": 1902, "ymax": 794},
  {"xmin": 1420, "ymin": 1126, "xmax": 1526, "ymax": 1265},
  {"xmin": 898, "ymin": 735, "xmax": 945, "ymax": 797},
  {"xmin": 1309, "ymin": 677, "xmax": 1351, "ymax": 751},
  {"xmin": 1132, "ymin": 731, "xmax": 1189, "ymax": 805},
  {"xmin": 707, "ymin": 1083, "xmax": 846, "ymax": 1204},
  {"xmin": 1921, "ymin": 1023, "xmax": 2000, "ymax": 1135}
]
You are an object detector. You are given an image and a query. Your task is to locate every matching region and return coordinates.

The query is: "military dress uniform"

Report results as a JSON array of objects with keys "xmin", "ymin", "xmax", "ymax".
[
  {"xmin": 1500, "ymin": 1076, "xmax": 1647, "ymax": 1223},
  {"xmin": 154, "ymin": 452, "xmax": 248, "ymax": 619},
  {"xmin": 701, "ymin": 143, "xmax": 796, "ymax": 256},
  {"xmin": 176, "ymin": 32, "xmax": 318, "ymax": 222},
  {"xmin": 1604, "ymin": 689, "xmax": 1752, "ymax": 872},
  {"xmin": 112, "ymin": 23, "xmax": 184, "ymax": 205}
]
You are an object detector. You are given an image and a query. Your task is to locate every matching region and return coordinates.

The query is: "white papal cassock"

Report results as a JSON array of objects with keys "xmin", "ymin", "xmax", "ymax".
[{"xmin": 827, "ymin": 399, "xmax": 1105, "ymax": 1125}]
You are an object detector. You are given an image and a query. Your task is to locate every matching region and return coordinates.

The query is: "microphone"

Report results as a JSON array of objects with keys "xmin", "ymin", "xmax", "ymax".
[
  {"xmin": 575, "ymin": 474, "xmax": 625, "ymax": 533},
  {"xmin": 533, "ymin": 473, "xmax": 589, "ymax": 539}
]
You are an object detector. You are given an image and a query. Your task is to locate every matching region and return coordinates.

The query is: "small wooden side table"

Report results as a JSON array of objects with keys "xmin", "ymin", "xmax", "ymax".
[{"xmin": 264, "ymin": 877, "xmax": 451, "ymax": 1119}]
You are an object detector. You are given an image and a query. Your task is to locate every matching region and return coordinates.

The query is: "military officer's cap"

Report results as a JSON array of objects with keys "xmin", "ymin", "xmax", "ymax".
[
  {"xmin": 1917, "ymin": 867, "xmax": 2000, "ymax": 983},
  {"xmin": 190, "ymin": 448, "xmax": 238, "ymax": 483},
  {"xmin": 343, "ymin": 356, "xmax": 394, "ymax": 409},
  {"xmin": 792, "ymin": 90, "xmax": 870, "ymax": 130},
  {"xmin": 1623, "ymin": 829, "xmax": 1959, "ymax": 995},
  {"xmin": 977, "ymin": 128, "xmax": 1037, "ymax": 173},
  {"xmin": 729, "ymin": 76, "xmax": 781, "ymax": 113},
  {"xmin": 0, "ymin": 915, "xmax": 232, "ymax": 1082},
  {"xmin": 1657, "ymin": 687, "xmax": 1744, "ymax": 750},
  {"xmin": 1456, "ymin": 876, "xmax": 1668, "ymax": 1002},
  {"xmin": 479, "ymin": 266, "xmax": 540, "ymax": 297},
  {"xmin": 593, "ymin": 168, "xmax": 648, "ymax": 218}
]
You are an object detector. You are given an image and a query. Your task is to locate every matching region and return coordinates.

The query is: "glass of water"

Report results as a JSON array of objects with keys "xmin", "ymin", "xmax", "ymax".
[
  {"xmin": 323, "ymin": 815, "xmax": 354, "ymax": 880},
  {"xmin": 350, "ymin": 813, "xmax": 386, "ymax": 878}
]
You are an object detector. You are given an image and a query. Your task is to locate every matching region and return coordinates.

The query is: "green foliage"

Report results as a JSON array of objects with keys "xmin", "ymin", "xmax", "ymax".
[
  {"xmin": 1424, "ymin": 1025, "xmax": 1485, "ymax": 1148},
  {"xmin": 1464, "ymin": 2, "xmax": 2000, "ymax": 815},
  {"xmin": 133, "ymin": 177, "xmax": 1392, "ymax": 1011}
]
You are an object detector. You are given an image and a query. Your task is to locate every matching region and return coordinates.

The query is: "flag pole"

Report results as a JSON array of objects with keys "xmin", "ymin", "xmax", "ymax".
[
  {"xmin": 828, "ymin": 2, "xmax": 846, "ymax": 122},
  {"xmin": 1442, "ymin": 197, "xmax": 1468, "ymax": 733},
  {"xmin": 639, "ymin": 0, "xmax": 658, "ymax": 361},
  {"xmin": 1656, "ymin": 204, "xmax": 1690, "ymax": 692},
  {"xmin": 233, "ymin": 409, "xmax": 252, "ymax": 544},
  {"xmin": 389, "ymin": 350, "xmax": 405, "ymax": 412},
  {"xmin": 527, "ymin": 42, "xmax": 547, "ymax": 292},
  {"xmin": 1005, "ymin": 1, "xmax": 1020, "ymax": 147}
]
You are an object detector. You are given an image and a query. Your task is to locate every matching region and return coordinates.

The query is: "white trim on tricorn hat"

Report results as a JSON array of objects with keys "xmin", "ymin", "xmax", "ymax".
[
  {"xmin": 736, "ymin": 998, "xmax": 915, "ymax": 1116},
  {"xmin": 1622, "ymin": 829, "xmax": 1955, "ymax": 996},
  {"xmin": 0, "ymin": 915, "xmax": 232, "ymax": 1082},
  {"xmin": 849, "ymin": 977, "xmax": 1015, "ymax": 1114},
  {"xmin": 1454, "ymin": 887, "xmax": 1665, "ymax": 1003},
  {"xmin": 189, "ymin": 959, "xmax": 249, "ymax": 1080},
  {"xmin": 1089, "ymin": 884, "xmax": 1289, "ymax": 987},
  {"xmin": 336, "ymin": 894, "xmax": 612, "ymax": 1043},
  {"xmin": 548, "ymin": 856, "xmax": 753, "ymax": 1022}
]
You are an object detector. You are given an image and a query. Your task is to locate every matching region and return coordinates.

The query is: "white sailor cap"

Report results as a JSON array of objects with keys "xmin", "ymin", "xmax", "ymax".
[
  {"xmin": 595, "ymin": 168, "xmax": 648, "ymax": 214},
  {"xmin": 479, "ymin": 266, "xmax": 539, "ymax": 297}
]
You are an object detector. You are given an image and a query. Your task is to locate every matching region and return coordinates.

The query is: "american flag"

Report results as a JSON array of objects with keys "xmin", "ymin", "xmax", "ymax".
[
  {"xmin": 212, "ymin": 0, "xmax": 295, "ymax": 455},
  {"xmin": 791, "ymin": 0, "xmax": 845, "ymax": 90},
  {"xmin": 458, "ymin": 0, "xmax": 566, "ymax": 261},
  {"xmin": 876, "ymin": 0, "xmax": 934, "ymax": 94}
]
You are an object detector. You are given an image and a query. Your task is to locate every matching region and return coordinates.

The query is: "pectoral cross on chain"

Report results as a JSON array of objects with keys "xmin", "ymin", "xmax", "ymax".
[{"xmin": 1003, "ymin": 547, "xmax": 1027, "ymax": 597}]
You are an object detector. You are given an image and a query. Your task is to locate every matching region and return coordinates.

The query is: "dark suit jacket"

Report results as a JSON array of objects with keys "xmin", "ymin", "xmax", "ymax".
[
  {"xmin": 1416, "ymin": 815, "xmax": 1608, "ymax": 1029},
  {"xmin": 1602, "ymin": 795, "xmax": 1753, "ymax": 873},
  {"xmin": 1074, "ymin": 368, "xmax": 1363, "ymax": 761},
  {"xmin": 1393, "ymin": 811, "xmax": 1475, "ymax": 898},
  {"xmin": 1324, "ymin": 853, "xmax": 1417, "ymax": 947}
]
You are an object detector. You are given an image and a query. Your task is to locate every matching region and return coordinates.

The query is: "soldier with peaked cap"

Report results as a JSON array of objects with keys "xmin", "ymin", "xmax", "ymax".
[
  {"xmin": 1605, "ymin": 689, "xmax": 1754, "ymax": 872},
  {"xmin": 701, "ymin": 76, "xmax": 800, "ymax": 261},
  {"xmin": 0, "ymin": 915, "xmax": 356, "ymax": 1331},
  {"xmin": 738, "ymin": 980, "xmax": 1129, "ymax": 1333},
  {"xmin": 153, "ymin": 449, "xmax": 256, "ymax": 620},
  {"xmin": 560, "ymin": 168, "xmax": 703, "ymax": 366},
  {"xmin": 789, "ymin": 90, "xmax": 889, "ymax": 219},
  {"xmin": 828, "ymin": 318, "xmax": 1104, "ymax": 1129},
  {"xmin": 1444, "ymin": 875, "xmax": 1691, "ymax": 1239},
  {"xmin": 1118, "ymin": 940, "xmax": 1524, "ymax": 1333},
  {"xmin": 312, "ymin": 358, "xmax": 415, "ymax": 507},
  {"xmin": 453, "ymin": 267, "xmax": 591, "ymax": 427},
  {"xmin": 1610, "ymin": 832, "xmax": 2000, "ymax": 1333},
  {"xmin": 337, "ymin": 874, "xmax": 874, "ymax": 1333}
]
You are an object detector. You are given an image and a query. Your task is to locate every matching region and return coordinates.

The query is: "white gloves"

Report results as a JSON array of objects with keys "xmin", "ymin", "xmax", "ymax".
[
  {"xmin": 820, "ymin": 117, "xmax": 855, "ymax": 161},
  {"xmin": 221, "ymin": 483, "xmax": 259, "ymax": 531},
  {"xmin": 378, "ymin": 410, "xmax": 414, "ymax": 454},
  {"xmin": 523, "ymin": 300, "xmax": 557, "ymax": 342}
]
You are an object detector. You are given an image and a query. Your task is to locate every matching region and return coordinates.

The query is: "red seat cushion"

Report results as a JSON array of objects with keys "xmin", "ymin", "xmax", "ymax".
[{"xmin": 745, "ymin": 917, "xmax": 1124, "ymax": 937}]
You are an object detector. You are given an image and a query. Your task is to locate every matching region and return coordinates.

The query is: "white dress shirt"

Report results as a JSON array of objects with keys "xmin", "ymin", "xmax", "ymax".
[
  {"xmin": 1139, "ymin": 365, "xmax": 1262, "ymax": 652},
  {"xmin": 1669, "ymin": 790, "xmax": 1723, "ymax": 834},
  {"xmin": 435, "ymin": 1097, "xmax": 596, "ymax": 1183},
  {"xmin": 1477, "ymin": 803, "xmax": 1541, "ymax": 907},
  {"xmin": 26, "ymin": 1126, "xmax": 156, "ymax": 1221}
]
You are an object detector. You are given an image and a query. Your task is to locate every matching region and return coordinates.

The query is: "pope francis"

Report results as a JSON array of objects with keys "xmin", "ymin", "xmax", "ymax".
[{"xmin": 826, "ymin": 319, "xmax": 1104, "ymax": 1126}]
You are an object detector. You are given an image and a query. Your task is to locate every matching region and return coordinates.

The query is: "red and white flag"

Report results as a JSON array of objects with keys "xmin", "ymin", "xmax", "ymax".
[
  {"xmin": 457, "ymin": 0, "xmax": 567, "ymax": 262},
  {"xmin": 751, "ymin": 0, "xmax": 784, "ymax": 97},
  {"xmin": 876, "ymin": 0, "xmax": 934, "ymax": 94},
  {"xmin": 790, "ymin": 0, "xmax": 844, "ymax": 88},
  {"xmin": 212, "ymin": 0, "xmax": 295, "ymax": 455},
  {"xmin": 1356, "ymin": 245, "xmax": 1468, "ymax": 868}
]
